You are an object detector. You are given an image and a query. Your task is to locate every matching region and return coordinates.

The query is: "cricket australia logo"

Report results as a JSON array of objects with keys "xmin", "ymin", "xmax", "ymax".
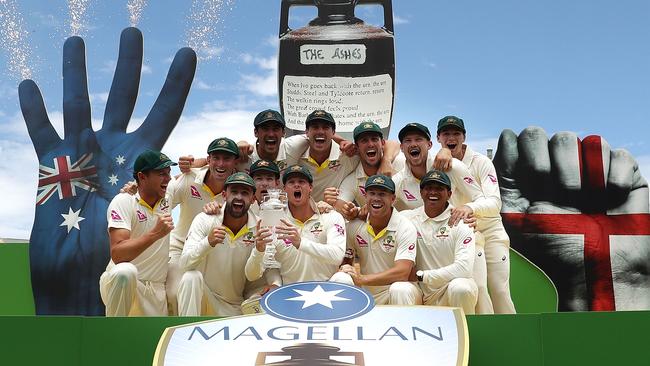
[
  {"xmin": 436, "ymin": 226, "xmax": 450, "ymax": 238},
  {"xmin": 261, "ymin": 282, "xmax": 374, "ymax": 323},
  {"xmin": 310, "ymin": 222, "xmax": 323, "ymax": 236},
  {"xmin": 381, "ymin": 234, "xmax": 396, "ymax": 252},
  {"xmin": 243, "ymin": 232, "xmax": 255, "ymax": 246}
]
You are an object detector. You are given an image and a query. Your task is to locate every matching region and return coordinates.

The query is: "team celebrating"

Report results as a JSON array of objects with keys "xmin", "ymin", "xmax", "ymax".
[{"xmin": 100, "ymin": 109, "xmax": 516, "ymax": 317}]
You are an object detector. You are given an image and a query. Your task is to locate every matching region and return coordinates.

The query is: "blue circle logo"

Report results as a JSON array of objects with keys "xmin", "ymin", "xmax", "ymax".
[{"xmin": 261, "ymin": 281, "xmax": 375, "ymax": 323}]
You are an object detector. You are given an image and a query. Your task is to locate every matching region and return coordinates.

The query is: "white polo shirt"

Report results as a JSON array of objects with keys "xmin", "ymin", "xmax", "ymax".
[
  {"xmin": 401, "ymin": 205, "xmax": 475, "ymax": 297},
  {"xmin": 105, "ymin": 192, "xmax": 171, "ymax": 283},
  {"xmin": 179, "ymin": 206, "xmax": 258, "ymax": 305},
  {"xmin": 284, "ymin": 136, "xmax": 360, "ymax": 202},
  {"xmin": 393, "ymin": 151, "xmax": 488, "ymax": 214},
  {"xmin": 346, "ymin": 209, "xmax": 418, "ymax": 295},
  {"xmin": 247, "ymin": 200, "xmax": 347, "ymax": 284},
  {"xmin": 167, "ymin": 166, "xmax": 225, "ymax": 256},
  {"xmin": 338, "ymin": 152, "xmax": 406, "ymax": 207}
]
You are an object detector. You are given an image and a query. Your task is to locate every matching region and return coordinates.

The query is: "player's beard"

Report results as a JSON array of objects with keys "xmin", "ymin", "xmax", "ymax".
[{"xmin": 225, "ymin": 201, "xmax": 249, "ymax": 218}]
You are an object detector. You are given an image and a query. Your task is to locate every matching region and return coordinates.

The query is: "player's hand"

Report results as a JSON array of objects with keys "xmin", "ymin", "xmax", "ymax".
[
  {"xmin": 119, "ymin": 180, "xmax": 138, "ymax": 195},
  {"xmin": 259, "ymin": 284, "xmax": 279, "ymax": 296},
  {"xmin": 19, "ymin": 27, "xmax": 196, "ymax": 315},
  {"xmin": 378, "ymin": 157, "xmax": 395, "ymax": 177},
  {"xmin": 323, "ymin": 187, "xmax": 340, "ymax": 206},
  {"xmin": 357, "ymin": 204, "xmax": 369, "ymax": 221},
  {"xmin": 339, "ymin": 139, "xmax": 358, "ymax": 157},
  {"xmin": 449, "ymin": 205, "xmax": 473, "ymax": 227},
  {"xmin": 433, "ymin": 147, "xmax": 454, "ymax": 171},
  {"xmin": 255, "ymin": 220, "xmax": 273, "ymax": 252},
  {"xmin": 340, "ymin": 264, "xmax": 357, "ymax": 275},
  {"xmin": 202, "ymin": 201, "xmax": 223, "ymax": 215},
  {"xmin": 208, "ymin": 225, "xmax": 228, "ymax": 247},
  {"xmin": 494, "ymin": 126, "xmax": 650, "ymax": 311},
  {"xmin": 463, "ymin": 214, "xmax": 477, "ymax": 230},
  {"xmin": 151, "ymin": 214, "xmax": 174, "ymax": 240},
  {"xmin": 178, "ymin": 155, "xmax": 194, "ymax": 173},
  {"xmin": 340, "ymin": 201, "xmax": 360, "ymax": 221},
  {"xmin": 316, "ymin": 200, "xmax": 333, "ymax": 214},
  {"xmin": 276, "ymin": 219, "xmax": 301, "ymax": 248}
]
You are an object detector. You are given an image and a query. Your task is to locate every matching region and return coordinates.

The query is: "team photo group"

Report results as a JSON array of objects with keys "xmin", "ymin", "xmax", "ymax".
[{"xmin": 101, "ymin": 108, "xmax": 516, "ymax": 317}]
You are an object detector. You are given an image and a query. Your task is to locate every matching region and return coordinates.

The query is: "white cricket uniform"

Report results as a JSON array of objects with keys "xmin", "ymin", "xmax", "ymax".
[
  {"xmin": 284, "ymin": 135, "xmax": 360, "ymax": 202},
  {"xmin": 237, "ymin": 136, "xmax": 309, "ymax": 174},
  {"xmin": 99, "ymin": 193, "xmax": 171, "ymax": 316},
  {"xmin": 338, "ymin": 152, "xmax": 406, "ymax": 207},
  {"xmin": 402, "ymin": 206, "xmax": 478, "ymax": 314},
  {"xmin": 393, "ymin": 152, "xmax": 489, "ymax": 214},
  {"xmin": 177, "ymin": 207, "xmax": 258, "ymax": 316},
  {"xmin": 343, "ymin": 209, "xmax": 422, "ymax": 305},
  {"xmin": 462, "ymin": 144, "xmax": 516, "ymax": 314},
  {"xmin": 245, "ymin": 200, "xmax": 347, "ymax": 285},
  {"xmin": 165, "ymin": 166, "xmax": 225, "ymax": 315}
]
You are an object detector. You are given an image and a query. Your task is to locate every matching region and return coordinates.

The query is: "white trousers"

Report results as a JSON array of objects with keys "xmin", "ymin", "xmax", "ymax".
[
  {"xmin": 473, "ymin": 242, "xmax": 494, "ymax": 314},
  {"xmin": 99, "ymin": 262, "xmax": 167, "ymax": 317},
  {"xmin": 332, "ymin": 272, "xmax": 422, "ymax": 305},
  {"xmin": 177, "ymin": 270, "xmax": 243, "ymax": 317},
  {"xmin": 485, "ymin": 241, "xmax": 516, "ymax": 314},
  {"xmin": 423, "ymin": 278, "xmax": 478, "ymax": 315},
  {"xmin": 165, "ymin": 252, "xmax": 183, "ymax": 315}
]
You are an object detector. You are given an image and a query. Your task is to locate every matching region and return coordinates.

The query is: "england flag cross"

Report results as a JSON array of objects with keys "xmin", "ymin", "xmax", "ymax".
[{"xmin": 37, "ymin": 153, "xmax": 98, "ymax": 205}]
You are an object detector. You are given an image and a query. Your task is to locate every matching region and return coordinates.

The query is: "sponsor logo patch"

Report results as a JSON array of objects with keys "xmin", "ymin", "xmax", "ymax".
[
  {"xmin": 463, "ymin": 176, "xmax": 474, "ymax": 184},
  {"xmin": 190, "ymin": 185, "xmax": 201, "ymax": 199},
  {"xmin": 403, "ymin": 190, "xmax": 417, "ymax": 201},
  {"xmin": 334, "ymin": 223, "xmax": 345, "ymax": 236},
  {"xmin": 136, "ymin": 210, "xmax": 147, "ymax": 222},
  {"xmin": 356, "ymin": 235, "xmax": 368, "ymax": 247},
  {"xmin": 488, "ymin": 174, "xmax": 497, "ymax": 184},
  {"xmin": 110, "ymin": 210, "xmax": 122, "ymax": 221}
]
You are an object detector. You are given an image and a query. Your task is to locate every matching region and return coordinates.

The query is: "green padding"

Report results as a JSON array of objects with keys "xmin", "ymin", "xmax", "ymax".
[
  {"xmin": 2, "ymin": 313, "xmax": 649, "ymax": 365},
  {"xmin": 0, "ymin": 244, "xmax": 35, "ymax": 315},
  {"xmin": 509, "ymin": 248, "xmax": 558, "ymax": 313}
]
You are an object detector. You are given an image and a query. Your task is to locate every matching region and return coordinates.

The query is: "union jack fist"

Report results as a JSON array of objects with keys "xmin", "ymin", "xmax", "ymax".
[
  {"xmin": 19, "ymin": 28, "xmax": 196, "ymax": 315},
  {"xmin": 494, "ymin": 126, "xmax": 650, "ymax": 311}
]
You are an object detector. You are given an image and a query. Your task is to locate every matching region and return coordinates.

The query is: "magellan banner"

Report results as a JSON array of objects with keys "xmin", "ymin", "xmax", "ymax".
[{"xmin": 153, "ymin": 282, "xmax": 469, "ymax": 365}]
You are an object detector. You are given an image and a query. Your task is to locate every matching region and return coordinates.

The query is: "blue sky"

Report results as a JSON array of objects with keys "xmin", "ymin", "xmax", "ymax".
[{"xmin": 1, "ymin": 0, "xmax": 649, "ymax": 238}]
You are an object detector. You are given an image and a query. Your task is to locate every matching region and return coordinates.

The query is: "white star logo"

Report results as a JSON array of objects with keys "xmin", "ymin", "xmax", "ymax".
[
  {"xmin": 108, "ymin": 174, "xmax": 119, "ymax": 186},
  {"xmin": 286, "ymin": 285, "xmax": 350, "ymax": 309},
  {"xmin": 115, "ymin": 155, "xmax": 126, "ymax": 165},
  {"xmin": 60, "ymin": 207, "xmax": 85, "ymax": 233}
]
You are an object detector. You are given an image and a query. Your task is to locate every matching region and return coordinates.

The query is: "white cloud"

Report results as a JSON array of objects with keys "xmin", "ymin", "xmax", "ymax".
[
  {"xmin": 141, "ymin": 64, "xmax": 153, "ymax": 74},
  {"xmin": 427, "ymin": 62, "xmax": 437, "ymax": 69},
  {"xmin": 239, "ymin": 55, "xmax": 278, "ymax": 97},
  {"xmin": 89, "ymin": 92, "xmax": 109, "ymax": 104},
  {"xmin": 466, "ymin": 137, "xmax": 499, "ymax": 159},
  {"xmin": 0, "ymin": 138, "xmax": 38, "ymax": 240},
  {"xmin": 263, "ymin": 35, "xmax": 279, "ymax": 48},
  {"xmin": 100, "ymin": 60, "xmax": 117, "ymax": 74},
  {"xmin": 393, "ymin": 15, "xmax": 410, "ymax": 25},
  {"xmin": 194, "ymin": 79, "xmax": 223, "ymax": 91}
]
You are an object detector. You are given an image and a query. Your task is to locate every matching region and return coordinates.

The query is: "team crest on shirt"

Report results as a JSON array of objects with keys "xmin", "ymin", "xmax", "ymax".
[
  {"xmin": 110, "ymin": 210, "xmax": 123, "ymax": 222},
  {"xmin": 436, "ymin": 226, "xmax": 450, "ymax": 238},
  {"xmin": 159, "ymin": 198, "xmax": 170, "ymax": 213},
  {"xmin": 403, "ymin": 190, "xmax": 417, "ymax": 201},
  {"xmin": 136, "ymin": 210, "xmax": 147, "ymax": 222},
  {"xmin": 328, "ymin": 160, "xmax": 341, "ymax": 171},
  {"xmin": 310, "ymin": 222, "xmax": 323, "ymax": 235},
  {"xmin": 358, "ymin": 185, "xmax": 366, "ymax": 196},
  {"xmin": 381, "ymin": 234, "xmax": 396, "ymax": 252},
  {"xmin": 242, "ymin": 232, "xmax": 255, "ymax": 246},
  {"xmin": 334, "ymin": 223, "xmax": 345, "ymax": 236},
  {"xmin": 463, "ymin": 176, "xmax": 474, "ymax": 184},
  {"xmin": 487, "ymin": 174, "xmax": 497, "ymax": 184},
  {"xmin": 190, "ymin": 185, "xmax": 202, "ymax": 199},
  {"xmin": 356, "ymin": 235, "xmax": 368, "ymax": 247}
]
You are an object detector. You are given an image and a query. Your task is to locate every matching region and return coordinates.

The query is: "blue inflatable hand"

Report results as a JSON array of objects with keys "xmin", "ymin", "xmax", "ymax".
[{"xmin": 19, "ymin": 28, "xmax": 197, "ymax": 315}]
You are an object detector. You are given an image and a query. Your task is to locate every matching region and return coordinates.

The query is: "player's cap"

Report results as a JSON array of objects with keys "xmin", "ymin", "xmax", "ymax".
[
  {"xmin": 365, "ymin": 174, "xmax": 396, "ymax": 193},
  {"xmin": 437, "ymin": 115, "xmax": 466, "ymax": 134},
  {"xmin": 305, "ymin": 109, "xmax": 336, "ymax": 130},
  {"xmin": 133, "ymin": 150, "xmax": 177, "ymax": 173},
  {"xmin": 224, "ymin": 172, "xmax": 256, "ymax": 192},
  {"xmin": 207, "ymin": 137, "xmax": 240, "ymax": 158},
  {"xmin": 398, "ymin": 122, "xmax": 431, "ymax": 142},
  {"xmin": 254, "ymin": 109, "xmax": 286, "ymax": 128},
  {"xmin": 420, "ymin": 169, "xmax": 452, "ymax": 189},
  {"xmin": 353, "ymin": 121, "xmax": 383, "ymax": 142},
  {"xmin": 282, "ymin": 164, "xmax": 313, "ymax": 184},
  {"xmin": 249, "ymin": 159, "xmax": 280, "ymax": 178}
]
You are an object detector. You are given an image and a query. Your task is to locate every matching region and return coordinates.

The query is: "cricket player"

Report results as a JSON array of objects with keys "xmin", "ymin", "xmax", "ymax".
[
  {"xmin": 176, "ymin": 172, "xmax": 259, "ymax": 316},
  {"xmin": 99, "ymin": 150, "xmax": 177, "ymax": 316},
  {"xmin": 338, "ymin": 175, "xmax": 422, "ymax": 305},
  {"xmin": 324, "ymin": 121, "xmax": 404, "ymax": 220},
  {"xmin": 246, "ymin": 164, "xmax": 348, "ymax": 285},
  {"xmin": 434, "ymin": 115, "xmax": 516, "ymax": 314},
  {"xmin": 164, "ymin": 137, "xmax": 240, "ymax": 315},
  {"xmin": 402, "ymin": 170, "xmax": 478, "ymax": 314}
]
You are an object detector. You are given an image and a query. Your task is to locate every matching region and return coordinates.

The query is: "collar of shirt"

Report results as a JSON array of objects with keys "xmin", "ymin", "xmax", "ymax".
[
  {"xmin": 134, "ymin": 192, "xmax": 167, "ymax": 213},
  {"xmin": 354, "ymin": 160, "xmax": 370, "ymax": 181},
  {"xmin": 192, "ymin": 165, "xmax": 218, "ymax": 198},
  {"xmin": 365, "ymin": 208, "xmax": 400, "ymax": 241},
  {"xmin": 301, "ymin": 139, "xmax": 342, "ymax": 173},
  {"xmin": 461, "ymin": 144, "xmax": 476, "ymax": 167},
  {"xmin": 416, "ymin": 204, "xmax": 454, "ymax": 225},
  {"xmin": 287, "ymin": 198, "xmax": 321, "ymax": 228}
]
